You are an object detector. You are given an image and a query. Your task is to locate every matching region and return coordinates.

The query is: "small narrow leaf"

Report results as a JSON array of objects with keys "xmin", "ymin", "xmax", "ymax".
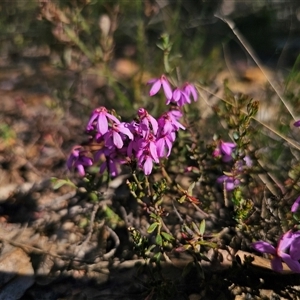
[
  {"xmin": 177, "ymin": 183, "xmax": 184, "ymax": 193},
  {"xmin": 223, "ymin": 171, "xmax": 233, "ymax": 176},
  {"xmin": 51, "ymin": 178, "xmax": 77, "ymax": 190},
  {"xmin": 178, "ymin": 195, "xmax": 186, "ymax": 203},
  {"xmin": 188, "ymin": 182, "xmax": 195, "ymax": 195},
  {"xmin": 192, "ymin": 222, "xmax": 200, "ymax": 235},
  {"xmin": 233, "ymin": 132, "xmax": 239, "ymax": 140},
  {"xmin": 149, "ymin": 213, "xmax": 157, "ymax": 219},
  {"xmin": 161, "ymin": 232, "xmax": 175, "ymax": 242},
  {"xmin": 147, "ymin": 222, "xmax": 159, "ymax": 234},
  {"xmin": 153, "ymin": 252, "xmax": 162, "ymax": 263},
  {"xmin": 156, "ymin": 234, "xmax": 163, "ymax": 246},
  {"xmin": 199, "ymin": 220, "xmax": 206, "ymax": 235}
]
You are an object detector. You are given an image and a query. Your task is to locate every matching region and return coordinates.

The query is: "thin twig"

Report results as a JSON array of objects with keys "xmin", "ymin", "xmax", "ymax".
[
  {"xmin": 102, "ymin": 226, "xmax": 120, "ymax": 260},
  {"xmin": 196, "ymin": 84, "xmax": 300, "ymax": 151},
  {"xmin": 191, "ymin": 202, "xmax": 209, "ymax": 218},
  {"xmin": 159, "ymin": 217, "xmax": 172, "ymax": 235},
  {"xmin": 214, "ymin": 13, "xmax": 296, "ymax": 121},
  {"xmin": 172, "ymin": 200, "xmax": 184, "ymax": 223},
  {"xmin": 74, "ymin": 201, "xmax": 102, "ymax": 258}
]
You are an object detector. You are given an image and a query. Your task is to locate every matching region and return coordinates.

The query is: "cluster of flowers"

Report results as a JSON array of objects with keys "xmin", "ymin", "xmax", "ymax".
[
  {"xmin": 67, "ymin": 75, "xmax": 198, "ymax": 177},
  {"xmin": 213, "ymin": 140, "xmax": 252, "ymax": 191},
  {"xmin": 251, "ymin": 121, "xmax": 300, "ymax": 273},
  {"xmin": 252, "ymin": 194, "xmax": 300, "ymax": 274}
]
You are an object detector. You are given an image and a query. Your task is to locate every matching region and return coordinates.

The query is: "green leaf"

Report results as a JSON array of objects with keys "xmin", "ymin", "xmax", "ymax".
[
  {"xmin": 192, "ymin": 222, "xmax": 200, "ymax": 235},
  {"xmin": 178, "ymin": 195, "xmax": 186, "ymax": 203},
  {"xmin": 188, "ymin": 182, "xmax": 195, "ymax": 195},
  {"xmin": 149, "ymin": 213, "xmax": 158, "ymax": 220},
  {"xmin": 89, "ymin": 191, "xmax": 98, "ymax": 202},
  {"xmin": 145, "ymin": 244, "xmax": 156, "ymax": 256},
  {"xmin": 153, "ymin": 252, "xmax": 162, "ymax": 264},
  {"xmin": 51, "ymin": 177, "xmax": 77, "ymax": 190},
  {"xmin": 199, "ymin": 220, "xmax": 206, "ymax": 235},
  {"xmin": 233, "ymin": 132, "xmax": 239, "ymax": 140},
  {"xmin": 156, "ymin": 234, "xmax": 163, "ymax": 246},
  {"xmin": 161, "ymin": 232, "xmax": 174, "ymax": 242},
  {"xmin": 147, "ymin": 222, "xmax": 159, "ymax": 233},
  {"xmin": 199, "ymin": 241, "xmax": 217, "ymax": 248},
  {"xmin": 156, "ymin": 42, "xmax": 164, "ymax": 51}
]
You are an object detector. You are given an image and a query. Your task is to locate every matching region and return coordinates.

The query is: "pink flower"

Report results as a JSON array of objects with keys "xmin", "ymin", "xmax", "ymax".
[
  {"xmin": 183, "ymin": 82, "xmax": 198, "ymax": 102},
  {"xmin": 137, "ymin": 149, "xmax": 159, "ymax": 175},
  {"xmin": 220, "ymin": 141, "xmax": 236, "ymax": 156},
  {"xmin": 104, "ymin": 122, "xmax": 134, "ymax": 149},
  {"xmin": 252, "ymin": 231, "xmax": 300, "ymax": 273},
  {"xmin": 172, "ymin": 88, "xmax": 190, "ymax": 106},
  {"xmin": 138, "ymin": 108, "xmax": 158, "ymax": 136},
  {"xmin": 136, "ymin": 133, "xmax": 159, "ymax": 175},
  {"xmin": 95, "ymin": 147, "xmax": 126, "ymax": 177},
  {"xmin": 217, "ymin": 174, "xmax": 240, "ymax": 191},
  {"xmin": 67, "ymin": 146, "xmax": 93, "ymax": 176},
  {"xmin": 148, "ymin": 75, "xmax": 173, "ymax": 102},
  {"xmin": 213, "ymin": 140, "xmax": 236, "ymax": 162},
  {"xmin": 86, "ymin": 107, "xmax": 120, "ymax": 135},
  {"xmin": 156, "ymin": 132, "xmax": 175, "ymax": 158}
]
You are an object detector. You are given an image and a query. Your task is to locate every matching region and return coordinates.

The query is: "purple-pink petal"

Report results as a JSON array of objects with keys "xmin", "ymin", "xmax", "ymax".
[
  {"xmin": 106, "ymin": 113, "xmax": 121, "ymax": 124},
  {"xmin": 86, "ymin": 112, "xmax": 98, "ymax": 131},
  {"xmin": 290, "ymin": 235, "xmax": 300, "ymax": 261},
  {"xmin": 81, "ymin": 157, "xmax": 93, "ymax": 166},
  {"xmin": 277, "ymin": 231, "xmax": 293, "ymax": 252},
  {"xmin": 148, "ymin": 115, "xmax": 158, "ymax": 135},
  {"xmin": 97, "ymin": 113, "xmax": 108, "ymax": 135},
  {"xmin": 113, "ymin": 131, "xmax": 123, "ymax": 149},
  {"xmin": 77, "ymin": 164, "xmax": 85, "ymax": 176},
  {"xmin": 294, "ymin": 120, "xmax": 300, "ymax": 127},
  {"xmin": 281, "ymin": 253, "xmax": 300, "ymax": 273},
  {"xmin": 173, "ymin": 89, "xmax": 181, "ymax": 102},
  {"xmin": 251, "ymin": 241, "xmax": 276, "ymax": 255},
  {"xmin": 143, "ymin": 156, "xmax": 153, "ymax": 175},
  {"xmin": 271, "ymin": 256, "xmax": 283, "ymax": 272},
  {"xmin": 165, "ymin": 137, "xmax": 173, "ymax": 157},
  {"xmin": 225, "ymin": 182, "xmax": 235, "ymax": 191},
  {"xmin": 220, "ymin": 141, "xmax": 236, "ymax": 156},
  {"xmin": 149, "ymin": 80, "xmax": 161, "ymax": 96},
  {"xmin": 156, "ymin": 138, "xmax": 165, "ymax": 158},
  {"xmin": 183, "ymin": 83, "xmax": 198, "ymax": 102},
  {"xmin": 149, "ymin": 143, "xmax": 159, "ymax": 162},
  {"xmin": 119, "ymin": 123, "xmax": 134, "ymax": 139},
  {"xmin": 161, "ymin": 77, "xmax": 173, "ymax": 100},
  {"xmin": 291, "ymin": 196, "xmax": 300, "ymax": 213}
]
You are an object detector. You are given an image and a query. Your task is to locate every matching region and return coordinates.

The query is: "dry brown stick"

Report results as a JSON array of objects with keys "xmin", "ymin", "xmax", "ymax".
[
  {"xmin": 73, "ymin": 201, "xmax": 102, "ymax": 258},
  {"xmin": 102, "ymin": 226, "xmax": 120, "ymax": 260}
]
